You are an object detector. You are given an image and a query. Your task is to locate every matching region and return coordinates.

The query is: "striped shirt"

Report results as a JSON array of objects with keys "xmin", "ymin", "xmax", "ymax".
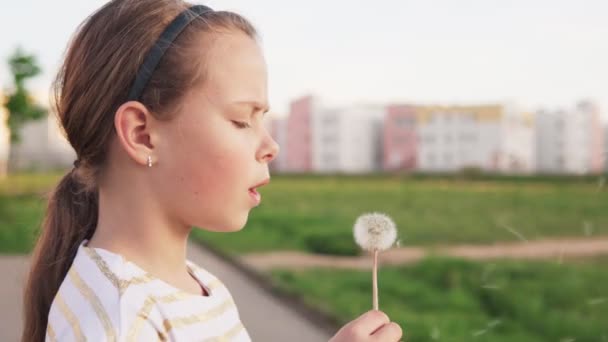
[{"xmin": 46, "ymin": 240, "xmax": 252, "ymax": 341}]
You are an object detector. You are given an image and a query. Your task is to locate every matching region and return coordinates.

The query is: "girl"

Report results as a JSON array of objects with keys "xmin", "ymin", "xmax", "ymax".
[{"xmin": 22, "ymin": 1, "xmax": 403, "ymax": 341}]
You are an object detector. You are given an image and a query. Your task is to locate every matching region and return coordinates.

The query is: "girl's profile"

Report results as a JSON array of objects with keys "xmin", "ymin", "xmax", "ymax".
[{"xmin": 21, "ymin": 1, "xmax": 403, "ymax": 341}]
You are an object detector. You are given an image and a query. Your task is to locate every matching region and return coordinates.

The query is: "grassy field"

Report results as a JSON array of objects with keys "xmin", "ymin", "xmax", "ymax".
[
  {"xmin": 270, "ymin": 257, "xmax": 608, "ymax": 342},
  {"xmin": 2, "ymin": 172, "xmax": 606, "ymax": 341},
  {"xmin": 0, "ymin": 172, "xmax": 60, "ymax": 253},
  {"xmin": 1, "ymin": 172, "xmax": 607, "ymax": 255},
  {"xmin": 193, "ymin": 174, "xmax": 607, "ymax": 255}
]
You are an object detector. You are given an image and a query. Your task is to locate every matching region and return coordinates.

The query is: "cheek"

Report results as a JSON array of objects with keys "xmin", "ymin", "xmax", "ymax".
[
  {"xmin": 188, "ymin": 147, "xmax": 239, "ymax": 190},
  {"xmin": 178, "ymin": 140, "xmax": 251, "ymax": 230},
  {"xmin": 154, "ymin": 111, "xmax": 255, "ymax": 230},
  {"xmin": 169, "ymin": 122, "xmax": 253, "ymax": 217}
]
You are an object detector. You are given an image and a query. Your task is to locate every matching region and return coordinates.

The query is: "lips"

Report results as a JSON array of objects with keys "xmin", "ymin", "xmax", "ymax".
[
  {"xmin": 248, "ymin": 188, "xmax": 261, "ymax": 205},
  {"xmin": 249, "ymin": 178, "xmax": 270, "ymax": 190},
  {"xmin": 248, "ymin": 178, "xmax": 270, "ymax": 206}
]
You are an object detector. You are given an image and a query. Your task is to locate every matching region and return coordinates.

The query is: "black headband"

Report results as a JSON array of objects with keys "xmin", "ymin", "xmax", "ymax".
[{"xmin": 126, "ymin": 5, "xmax": 214, "ymax": 101}]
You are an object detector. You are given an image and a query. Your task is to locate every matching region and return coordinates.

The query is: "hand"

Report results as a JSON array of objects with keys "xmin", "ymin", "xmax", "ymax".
[{"xmin": 329, "ymin": 310, "xmax": 403, "ymax": 342}]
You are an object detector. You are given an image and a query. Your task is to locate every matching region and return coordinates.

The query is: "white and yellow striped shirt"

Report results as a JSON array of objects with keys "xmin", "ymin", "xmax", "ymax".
[{"xmin": 46, "ymin": 241, "xmax": 252, "ymax": 341}]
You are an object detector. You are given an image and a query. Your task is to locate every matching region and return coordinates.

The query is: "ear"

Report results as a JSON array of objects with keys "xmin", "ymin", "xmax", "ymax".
[{"xmin": 114, "ymin": 101, "xmax": 158, "ymax": 166}]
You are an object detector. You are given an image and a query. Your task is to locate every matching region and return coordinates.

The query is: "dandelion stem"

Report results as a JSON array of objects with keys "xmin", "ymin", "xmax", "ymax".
[{"xmin": 373, "ymin": 249, "xmax": 379, "ymax": 310}]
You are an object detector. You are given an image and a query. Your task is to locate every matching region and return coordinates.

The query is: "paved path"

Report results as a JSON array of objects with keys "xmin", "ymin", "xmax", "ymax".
[
  {"xmin": 187, "ymin": 242, "xmax": 333, "ymax": 341},
  {"xmin": 241, "ymin": 237, "xmax": 608, "ymax": 271},
  {"xmin": 0, "ymin": 244, "xmax": 334, "ymax": 342},
  {"xmin": 0, "ymin": 255, "xmax": 29, "ymax": 342}
]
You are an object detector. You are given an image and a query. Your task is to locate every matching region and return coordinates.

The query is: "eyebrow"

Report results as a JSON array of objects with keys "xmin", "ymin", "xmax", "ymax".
[{"xmin": 232, "ymin": 100, "xmax": 270, "ymax": 116}]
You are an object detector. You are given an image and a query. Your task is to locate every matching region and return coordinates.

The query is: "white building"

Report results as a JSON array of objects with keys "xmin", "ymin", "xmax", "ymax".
[
  {"xmin": 535, "ymin": 101, "xmax": 604, "ymax": 174},
  {"xmin": 9, "ymin": 112, "xmax": 75, "ymax": 171},
  {"xmin": 1, "ymin": 90, "xmax": 75, "ymax": 172},
  {"xmin": 415, "ymin": 104, "xmax": 535, "ymax": 173},
  {"xmin": 312, "ymin": 104, "xmax": 384, "ymax": 173}
]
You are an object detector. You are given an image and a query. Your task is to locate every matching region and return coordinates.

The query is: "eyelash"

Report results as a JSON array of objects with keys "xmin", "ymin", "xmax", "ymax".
[{"xmin": 232, "ymin": 121, "xmax": 251, "ymax": 129}]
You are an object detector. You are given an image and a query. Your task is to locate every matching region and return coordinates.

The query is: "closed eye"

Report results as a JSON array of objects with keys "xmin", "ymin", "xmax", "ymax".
[{"xmin": 231, "ymin": 120, "xmax": 251, "ymax": 129}]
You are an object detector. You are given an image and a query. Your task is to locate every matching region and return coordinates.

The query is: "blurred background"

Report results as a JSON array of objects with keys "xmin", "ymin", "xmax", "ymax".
[{"xmin": 1, "ymin": 0, "xmax": 607, "ymax": 341}]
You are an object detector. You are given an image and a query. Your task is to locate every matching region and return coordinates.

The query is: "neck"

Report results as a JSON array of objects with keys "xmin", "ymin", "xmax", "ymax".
[{"xmin": 88, "ymin": 174, "xmax": 192, "ymax": 283}]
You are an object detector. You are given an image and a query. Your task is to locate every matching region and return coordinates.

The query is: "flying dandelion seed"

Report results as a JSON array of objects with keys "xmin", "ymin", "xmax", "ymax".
[
  {"xmin": 487, "ymin": 320, "xmax": 501, "ymax": 328},
  {"xmin": 498, "ymin": 221, "xmax": 528, "ymax": 242},
  {"xmin": 472, "ymin": 329, "xmax": 487, "ymax": 337},
  {"xmin": 587, "ymin": 297, "xmax": 607, "ymax": 306},
  {"xmin": 556, "ymin": 249, "xmax": 564, "ymax": 265},
  {"xmin": 583, "ymin": 221, "xmax": 594, "ymax": 236},
  {"xmin": 430, "ymin": 326, "xmax": 441, "ymax": 340},
  {"xmin": 472, "ymin": 319, "xmax": 501, "ymax": 338},
  {"xmin": 481, "ymin": 263, "xmax": 496, "ymax": 283},
  {"xmin": 598, "ymin": 176, "xmax": 605, "ymax": 191}
]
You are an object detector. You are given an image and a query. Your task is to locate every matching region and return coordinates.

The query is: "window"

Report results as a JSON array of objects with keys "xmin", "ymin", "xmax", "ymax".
[
  {"xmin": 396, "ymin": 117, "xmax": 414, "ymax": 127},
  {"xmin": 323, "ymin": 134, "xmax": 337, "ymax": 144},
  {"xmin": 395, "ymin": 135, "xmax": 408, "ymax": 144},
  {"xmin": 444, "ymin": 154, "xmax": 452, "ymax": 164},
  {"xmin": 323, "ymin": 154, "xmax": 337, "ymax": 165}
]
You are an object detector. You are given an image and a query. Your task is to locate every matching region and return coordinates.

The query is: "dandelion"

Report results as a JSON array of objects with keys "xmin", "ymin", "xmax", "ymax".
[{"xmin": 353, "ymin": 212, "xmax": 397, "ymax": 310}]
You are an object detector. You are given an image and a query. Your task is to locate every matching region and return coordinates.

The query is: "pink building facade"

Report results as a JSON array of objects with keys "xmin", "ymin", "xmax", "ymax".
[
  {"xmin": 586, "ymin": 102, "xmax": 605, "ymax": 173},
  {"xmin": 285, "ymin": 95, "xmax": 315, "ymax": 172},
  {"xmin": 383, "ymin": 104, "xmax": 418, "ymax": 171}
]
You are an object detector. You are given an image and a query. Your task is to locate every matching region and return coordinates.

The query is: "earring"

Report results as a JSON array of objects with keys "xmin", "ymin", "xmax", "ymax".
[{"xmin": 147, "ymin": 155, "xmax": 153, "ymax": 167}]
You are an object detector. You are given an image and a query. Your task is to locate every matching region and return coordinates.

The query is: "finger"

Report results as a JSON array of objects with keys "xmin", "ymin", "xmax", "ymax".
[
  {"xmin": 352, "ymin": 310, "xmax": 390, "ymax": 336},
  {"xmin": 372, "ymin": 322, "xmax": 403, "ymax": 341}
]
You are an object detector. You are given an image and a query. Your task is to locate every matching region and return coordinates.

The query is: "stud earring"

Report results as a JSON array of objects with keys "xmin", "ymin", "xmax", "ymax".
[{"xmin": 147, "ymin": 155, "xmax": 153, "ymax": 167}]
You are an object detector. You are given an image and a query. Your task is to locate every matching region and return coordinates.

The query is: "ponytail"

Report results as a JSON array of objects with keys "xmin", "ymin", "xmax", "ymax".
[{"xmin": 22, "ymin": 169, "xmax": 98, "ymax": 342}]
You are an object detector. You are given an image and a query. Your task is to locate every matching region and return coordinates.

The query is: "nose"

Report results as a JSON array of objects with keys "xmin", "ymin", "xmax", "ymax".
[{"xmin": 257, "ymin": 130, "xmax": 280, "ymax": 164}]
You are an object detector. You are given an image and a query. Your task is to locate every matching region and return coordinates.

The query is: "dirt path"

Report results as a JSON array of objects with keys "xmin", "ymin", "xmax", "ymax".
[{"xmin": 240, "ymin": 237, "xmax": 608, "ymax": 271}]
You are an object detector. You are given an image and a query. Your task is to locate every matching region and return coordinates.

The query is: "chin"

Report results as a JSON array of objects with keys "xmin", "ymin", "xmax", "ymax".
[
  {"xmin": 223, "ymin": 211, "xmax": 249, "ymax": 232},
  {"xmin": 195, "ymin": 213, "xmax": 249, "ymax": 233}
]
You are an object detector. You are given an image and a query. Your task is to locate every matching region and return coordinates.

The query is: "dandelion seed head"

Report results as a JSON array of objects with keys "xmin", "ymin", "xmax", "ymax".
[{"xmin": 353, "ymin": 212, "xmax": 398, "ymax": 252}]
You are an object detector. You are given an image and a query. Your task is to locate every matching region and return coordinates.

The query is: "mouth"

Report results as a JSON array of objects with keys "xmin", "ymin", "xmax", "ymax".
[{"xmin": 248, "ymin": 178, "xmax": 270, "ymax": 206}]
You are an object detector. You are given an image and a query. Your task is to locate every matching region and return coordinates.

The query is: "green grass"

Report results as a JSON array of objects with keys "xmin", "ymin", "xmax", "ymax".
[
  {"xmin": 270, "ymin": 257, "xmax": 608, "ymax": 342},
  {"xmin": 0, "ymin": 172, "xmax": 63, "ymax": 253},
  {"xmin": 2, "ymin": 172, "xmax": 607, "ymax": 341},
  {"xmin": 1, "ymin": 172, "xmax": 607, "ymax": 255},
  {"xmin": 192, "ymin": 174, "xmax": 608, "ymax": 255},
  {"xmin": 0, "ymin": 171, "xmax": 64, "ymax": 195},
  {"xmin": 0, "ymin": 194, "xmax": 46, "ymax": 253}
]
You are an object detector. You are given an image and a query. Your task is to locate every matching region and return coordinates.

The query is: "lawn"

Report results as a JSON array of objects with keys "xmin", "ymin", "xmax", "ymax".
[
  {"xmin": 1, "ymin": 172, "xmax": 606, "ymax": 255},
  {"xmin": 0, "ymin": 172, "xmax": 60, "ymax": 254},
  {"xmin": 193, "ymin": 174, "xmax": 608, "ymax": 255},
  {"xmin": 2, "ymin": 172, "xmax": 606, "ymax": 341},
  {"xmin": 270, "ymin": 257, "xmax": 608, "ymax": 342}
]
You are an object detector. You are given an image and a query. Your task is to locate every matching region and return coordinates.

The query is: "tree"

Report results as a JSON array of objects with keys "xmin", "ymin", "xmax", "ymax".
[{"xmin": 3, "ymin": 47, "xmax": 46, "ymax": 143}]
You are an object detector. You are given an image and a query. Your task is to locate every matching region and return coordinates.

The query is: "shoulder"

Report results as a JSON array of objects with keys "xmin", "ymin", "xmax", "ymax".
[{"xmin": 46, "ymin": 242, "xmax": 165, "ymax": 341}]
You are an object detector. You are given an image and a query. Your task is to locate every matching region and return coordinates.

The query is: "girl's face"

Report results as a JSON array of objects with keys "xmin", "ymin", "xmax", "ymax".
[{"xmin": 153, "ymin": 32, "xmax": 279, "ymax": 232}]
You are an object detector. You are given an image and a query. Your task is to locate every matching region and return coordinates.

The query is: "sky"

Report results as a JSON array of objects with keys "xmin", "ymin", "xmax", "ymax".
[{"xmin": 0, "ymin": 0, "xmax": 607, "ymax": 121}]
